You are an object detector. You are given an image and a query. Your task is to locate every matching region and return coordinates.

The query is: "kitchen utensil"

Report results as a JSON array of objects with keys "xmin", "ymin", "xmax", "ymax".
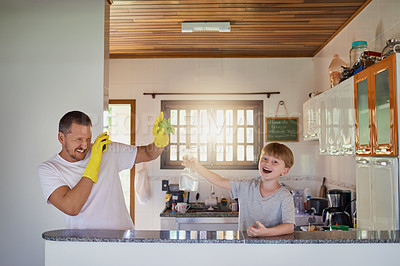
[
  {"xmin": 292, "ymin": 190, "xmax": 304, "ymax": 214},
  {"xmin": 319, "ymin": 177, "xmax": 327, "ymax": 198},
  {"xmin": 323, "ymin": 209, "xmax": 351, "ymax": 227},
  {"xmin": 196, "ymin": 192, "xmax": 200, "ymax": 203},
  {"xmin": 382, "ymin": 39, "xmax": 400, "ymax": 58},
  {"xmin": 175, "ymin": 202, "xmax": 190, "ymax": 213},
  {"xmin": 306, "ymin": 197, "xmax": 328, "ymax": 215},
  {"xmin": 229, "ymin": 202, "xmax": 238, "ymax": 212},
  {"xmin": 205, "ymin": 198, "xmax": 217, "ymax": 207}
]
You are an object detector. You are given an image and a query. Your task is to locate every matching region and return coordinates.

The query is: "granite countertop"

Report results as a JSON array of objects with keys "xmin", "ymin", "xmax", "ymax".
[
  {"xmin": 160, "ymin": 203, "xmax": 239, "ymax": 218},
  {"xmin": 42, "ymin": 229, "xmax": 400, "ymax": 244}
]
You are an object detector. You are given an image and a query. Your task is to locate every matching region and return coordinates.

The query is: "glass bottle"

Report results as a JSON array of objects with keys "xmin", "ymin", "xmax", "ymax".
[
  {"xmin": 328, "ymin": 54, "xmax": 347, "ymax": 88},
  {"xmin": 349, "ymin": 41, "xmax": 368, "ymax": 67}
]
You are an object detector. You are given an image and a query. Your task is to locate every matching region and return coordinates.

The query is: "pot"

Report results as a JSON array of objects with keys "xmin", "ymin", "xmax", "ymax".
[{"xmin": 306, "ymin": 197, "xmax": 328, "ymax": 215}]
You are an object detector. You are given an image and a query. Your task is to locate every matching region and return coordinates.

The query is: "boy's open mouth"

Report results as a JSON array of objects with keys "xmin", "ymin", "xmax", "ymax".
[{"xmin": 262, "ymin": 168, "xmax": 272, "ymax": 174}]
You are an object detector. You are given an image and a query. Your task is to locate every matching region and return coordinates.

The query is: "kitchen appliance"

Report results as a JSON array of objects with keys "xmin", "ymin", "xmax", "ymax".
[
  {"xmin": 306, "ymin": 197, "xmax": 328, "ymax": 215},
  {"xmin": 322, "ymin": 189, "xmax": 353, "ymax": 227},
  {"xmin": 166, "ymin": 184, "xmax": 185, "ymax": 208}
]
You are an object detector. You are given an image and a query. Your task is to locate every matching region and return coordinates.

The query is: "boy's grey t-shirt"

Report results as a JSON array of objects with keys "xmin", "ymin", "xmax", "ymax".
[{"xmin": 229, "ymin": 177, "xmax": 295, "ymax": 231}]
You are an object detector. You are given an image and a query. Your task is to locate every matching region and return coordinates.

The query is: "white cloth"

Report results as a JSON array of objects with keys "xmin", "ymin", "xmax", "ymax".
[
  {"xmin": 135, "ymin": 163, "xmax": 151, "ymax": 204},
  {"xmin": 229, "ymin": 177, "xmax": 295, "ymax": 231},
  {"xmin": 38, "ymin": 142, "xmax": 137, "ymax": 230}
]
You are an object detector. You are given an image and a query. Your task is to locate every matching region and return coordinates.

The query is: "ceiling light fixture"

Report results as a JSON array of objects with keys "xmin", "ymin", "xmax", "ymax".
[{"xmin": 181, "ymin": 22, "xmax": 231, "ymax": 33}]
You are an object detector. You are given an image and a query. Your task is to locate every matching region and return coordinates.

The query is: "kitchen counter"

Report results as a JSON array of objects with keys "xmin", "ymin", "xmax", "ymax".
[
  {"xmin": 160, "ymin": 206, "xmax": 239, "ymax": 218},
  {"xmin": 42, "ymin": 229, "xmax": 400, "ymax": 266},
  {"xmin": 43, "ymin": 228, "xmax": 400, "ymax": 244}
]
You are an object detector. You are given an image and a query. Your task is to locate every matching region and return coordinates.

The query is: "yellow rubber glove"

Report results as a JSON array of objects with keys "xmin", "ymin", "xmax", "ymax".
[
  {"xmin": 152, "ymin": 111, "xmax": 170, "ymax": 148},
  {"xmin": 82, "ymin": 132, "xmax": 111, "ymax": 183}
]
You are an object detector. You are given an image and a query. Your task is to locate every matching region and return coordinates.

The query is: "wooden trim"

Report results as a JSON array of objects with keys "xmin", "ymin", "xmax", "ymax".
[
  {"xmin": 370, "ymin": 54, "xmax": 398, "ymax": 156},
  {"xmin": 354, "ymin": 69, "xmax": 372, "ymax": 155},
  {"xmin": 313, "ymin": 0, "xmax": 372, "ymax": 57},
  {"xmin": 109, "ymin": 99, "xmax": 136, "ymax": 224}
]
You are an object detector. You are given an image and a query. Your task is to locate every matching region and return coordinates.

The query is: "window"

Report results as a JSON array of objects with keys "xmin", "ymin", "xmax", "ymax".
[{"xmin": 161, "ymin": 100, "xmax": 263, "ymax": 170}]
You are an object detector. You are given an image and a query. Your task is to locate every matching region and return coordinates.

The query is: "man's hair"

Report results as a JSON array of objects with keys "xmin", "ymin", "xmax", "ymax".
[
  {"xmin": 261, "ymin": 142, "xmax": 294, "ymax": 169},
  {"xmin": 59, "ymin": 111, "xmax": 92, "ymax": 134}
]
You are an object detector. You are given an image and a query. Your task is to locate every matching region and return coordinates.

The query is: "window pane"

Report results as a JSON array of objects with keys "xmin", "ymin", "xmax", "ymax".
[
  {"xmin": 226, "ymin": 128, "xmax": 233, "ymax": 143},
  {"xmin": 199, "ymin": 144, "xmax": 207, "ymax": 162},
  {"xmin": 226, "ymin": 145, "xmax": 233, "ymax": 161},
  {"xmin": 216, "ymin": 145, "xmax": 224, "ymax": 161},
  {"xmin": 200, "ymin": 128, "xmax": 208, "ymax": 143},
  {"xmin": 179, "ymin": 128, "xmax": 186, "ymax": 143},
  {"xmin": 246, "ymin": 145, "xmax": 254, "ymax": 161},
  {"xmin": 179, "ymin": 110, "xmax": 186, "ymax": 125},
  {"xmin": 179, "ymin": 145, "xmax": 186, "ymax": 160},
  {"xmin": 190, "ymin": 110, "xmax": 198, "ymax": 126},
  {"xmin": 170, "ymin": 145, "xmax": 178, "ymax": 161},
  {"xmin": 216, "ymin": 131, "xmax": 224, "ymax": 143},
  {"xmin": 237, "ymin": 145, "xmax": 245, "ymax": 161},
  {"xmin": 191, "ymin": 127, "xmax": 197, "ymax": 143},
  {"xmin": 217, "ymin": 110, "xmax": 224, "ymax": 126},
  {"xmin": 190, "ymin": 146, "xmax": 197, "ymax": 158},
  {"xmin": 170, "ymin": 110, "xmax": 178, "ymax": 125},
  {"xmin": 200, "ymin": 110, "xmax": 207, "ymax": 126},
  {"xmin": 238, "ymin": 128, "xmax": 244, "ymax": 143},
  {"xmin": 247, "ymin": 128, "xmax": 254, "ymax": 143},
  {"xmin": 200, "ymin": 144, "xmax": 207, "ymax": 161},
  {"xmin": 237, "ymin": 110, "xmax": 245, "ymax": 126},
  {"xmin": 170, "ymin": 130, "xmax": 177, "ymax": 143},
  {"xmin": 226, "ymin": 110, "xmax": 233, "ymax": 126},
  {"xmin": 247, "ymin": 110, "xmax": 254, "ymax": 125}
]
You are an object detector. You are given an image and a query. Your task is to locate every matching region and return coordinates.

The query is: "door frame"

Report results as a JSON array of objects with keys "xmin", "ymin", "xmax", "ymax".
[{"xmin": 109, "ymin": 99, "xmax": 136, "ymax": 224}]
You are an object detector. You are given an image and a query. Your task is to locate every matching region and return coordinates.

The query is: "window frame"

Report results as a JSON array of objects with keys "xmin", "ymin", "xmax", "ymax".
[{"xmin": 161, "ymin": 100, "xmax": 263, "ymax": 170}]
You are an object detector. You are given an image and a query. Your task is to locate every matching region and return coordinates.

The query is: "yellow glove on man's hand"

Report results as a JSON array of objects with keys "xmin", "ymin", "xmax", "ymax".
[
  {"xmin": 83, "ymin": 132, "xmax": 111, "ymax": 183},
  {"xmin": 152, "ymin": 111, "xmax": 171, "ymax": 148}
]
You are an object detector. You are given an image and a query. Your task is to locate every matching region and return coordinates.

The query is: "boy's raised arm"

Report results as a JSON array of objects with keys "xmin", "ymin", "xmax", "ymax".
[{"xmin": 182, "ymin": 156, "xmax": 231, "ymax": 191}]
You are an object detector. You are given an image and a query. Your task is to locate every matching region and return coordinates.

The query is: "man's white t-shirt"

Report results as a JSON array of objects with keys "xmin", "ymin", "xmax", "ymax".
[{"xmin": 38, "ymin": 142, "xmax": 136, "ymax": 230}]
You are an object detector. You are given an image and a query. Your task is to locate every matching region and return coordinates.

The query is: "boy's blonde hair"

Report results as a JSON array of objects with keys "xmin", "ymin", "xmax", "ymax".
[{"xmin": 261, "ymin": 142, "xmax": 294, "ymax": 169}]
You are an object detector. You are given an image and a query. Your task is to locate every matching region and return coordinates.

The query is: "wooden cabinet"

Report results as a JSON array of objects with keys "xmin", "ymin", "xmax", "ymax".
[{"xmin": 354, "ymin": 54, "xmax": 398, "ymax": 156}]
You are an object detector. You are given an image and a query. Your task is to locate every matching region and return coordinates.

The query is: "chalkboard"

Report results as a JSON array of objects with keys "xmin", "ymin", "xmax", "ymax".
[{"xmin": 265, "ymin": 117, "xmax": 299, "ymax": 142}]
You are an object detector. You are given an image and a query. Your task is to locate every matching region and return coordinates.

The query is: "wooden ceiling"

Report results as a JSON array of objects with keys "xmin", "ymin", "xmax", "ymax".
[{"xmin": 109, "ymin": 0, "xmax": 371, "ymax": 58}]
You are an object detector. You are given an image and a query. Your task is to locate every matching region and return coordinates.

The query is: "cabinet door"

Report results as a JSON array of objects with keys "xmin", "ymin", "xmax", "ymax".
[
  {"xmin": 370, "ymin": 54, "xmax": 398, "ymax": 156},
  {"xmin": 326, "ymin": 88, "xmax": 340, "ymax": 155},
  {"xmin": 371, "ymin": 158, "xmax": 398, "ymax": 230},
  {"xmin": 354, "ymin": 70, "xmax": 372, "ymax": 155},
  {"xmin": 356, "ymin": 157, "xmax": 373, "ymax": 230},
  {"xmin": 303, "ymin": 96, "xmax": 319, "ymax": 141},
  {"xmin": 318, "ymin": 94, "xmax": 328, "ymax": 154},
  {"xmin": 338, "ymin": 77, "xmax": 355, "ymax": 155}
]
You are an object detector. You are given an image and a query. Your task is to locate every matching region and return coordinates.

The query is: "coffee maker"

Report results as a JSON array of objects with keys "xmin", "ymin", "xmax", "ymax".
[
  {"xmin": 322, "ymin": 189, "xmax": 353, "ymax": 227},
  {"xmin": 165, "ymin": 184, "xmax": 185, "ymax": 208}
]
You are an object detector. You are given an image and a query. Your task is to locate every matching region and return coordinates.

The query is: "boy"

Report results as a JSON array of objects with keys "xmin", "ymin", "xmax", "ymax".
[{"xmin": 182, "ymin": 142, "xmax": 295, "ymax": 236}]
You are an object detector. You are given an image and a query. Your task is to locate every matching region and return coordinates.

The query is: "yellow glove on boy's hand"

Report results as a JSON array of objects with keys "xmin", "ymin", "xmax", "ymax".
[
  {"xmin": 83, "ymin": 132, "xmax": 111, "ymax": 183},
  {"xmin": 152, "ymin": 111, "xmax": 170, "ymax": 148}
]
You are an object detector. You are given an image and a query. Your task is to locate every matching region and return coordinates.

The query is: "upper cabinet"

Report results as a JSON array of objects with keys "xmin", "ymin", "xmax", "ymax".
[
  {"xmin": 303, "ymin": 76, "xmax": 355, "ymax": 156},
  {"xmin": 354, "ymin": 54, "xmax": 398, "ymax": 156}
]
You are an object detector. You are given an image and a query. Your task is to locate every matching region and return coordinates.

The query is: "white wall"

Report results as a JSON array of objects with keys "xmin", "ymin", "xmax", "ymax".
[
  {"xmin": 0, "ymin": 1, "xmax": 105, "ymax": 265},
  {"xmin": 313, "ymin": 0, "xmax": 400, "ymax": 188},
  {"xmin": 109, "ymin": 58, "xmax": 326, "ymax": 229}
]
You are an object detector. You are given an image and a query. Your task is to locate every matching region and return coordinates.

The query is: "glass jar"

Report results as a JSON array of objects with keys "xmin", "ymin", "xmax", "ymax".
[
  {"xmin": 381, "ymin": 39, "xmax": 400, "ymax": 59},
  {"xmin": 349, "ymin": 40, "xmax": 368, "ymax": 67}
]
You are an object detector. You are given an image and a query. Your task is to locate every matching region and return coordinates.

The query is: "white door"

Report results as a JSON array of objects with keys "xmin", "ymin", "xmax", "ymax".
[{"xmin": 356, "ymin": 157, "xmax": 373, "ymax": 229}]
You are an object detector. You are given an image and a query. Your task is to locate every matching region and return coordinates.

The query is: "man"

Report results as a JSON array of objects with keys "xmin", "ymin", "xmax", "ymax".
[{"xmin": 38, "ymin": 110, "xmax": 170, "ymax": 230}]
